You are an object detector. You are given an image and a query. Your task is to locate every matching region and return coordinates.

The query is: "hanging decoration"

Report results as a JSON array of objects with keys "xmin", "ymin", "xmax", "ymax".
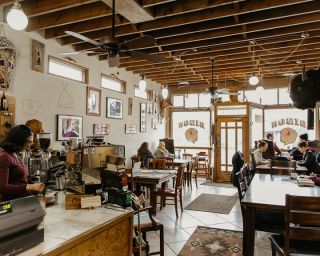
[{"xmin": 0, "ymin": 26, "xmax": 16, "ymax": 89}]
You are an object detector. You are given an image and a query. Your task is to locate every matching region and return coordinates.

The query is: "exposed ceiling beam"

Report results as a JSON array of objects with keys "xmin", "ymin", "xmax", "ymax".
[
  {"xmin": 27, "ymin": 2, "xmax": 112, "ymax": 31},
  {"xmin": 142, "ymin": 0, "xmax": 176, "ymax": 8},
  {"xmin": 101, "ymin": 0, "xmax": 154, "ymax": 23}
]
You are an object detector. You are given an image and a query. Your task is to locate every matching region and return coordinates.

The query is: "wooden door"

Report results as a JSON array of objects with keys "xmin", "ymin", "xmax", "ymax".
[{"xmin": 215, "ymin": 117, "xmax": 248, "ymax": 181}]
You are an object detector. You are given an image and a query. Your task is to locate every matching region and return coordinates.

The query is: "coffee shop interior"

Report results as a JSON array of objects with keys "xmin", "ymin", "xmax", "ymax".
[{"xmin": 1, "ymin": 0, "xmax": 320, "ymax": 255}]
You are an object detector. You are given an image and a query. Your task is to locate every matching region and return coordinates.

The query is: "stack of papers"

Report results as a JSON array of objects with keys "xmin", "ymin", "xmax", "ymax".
[{"xmin": 297, "ymin": 176, "xmax": 315, "ymax": 187}]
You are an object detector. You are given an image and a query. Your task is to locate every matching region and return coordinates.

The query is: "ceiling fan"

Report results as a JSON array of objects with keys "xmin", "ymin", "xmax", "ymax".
[
  {"xmin": 205, "ymin": 57, "xmax": 239, "ymax": 103},
  {"xmin": 60, "ymin": 0, "xmax": 165, "ymax": 67}
]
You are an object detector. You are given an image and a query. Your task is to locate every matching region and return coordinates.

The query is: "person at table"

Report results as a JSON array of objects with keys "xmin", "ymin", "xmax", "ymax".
[
  {"xmin": 253, "ymin": 141, "xmax": 269, "ymax": 165},
  {"xmin": 297, "ymin": 141, "xmax": 320, "ymax": 175},
  {"xmin": 262, "ymin": 133, "xmax": 281, "ymax": 160},
  {"xmin": 137, "ymin": 142, "xmax": 154, "ymax": 168},
  {"xmin": 154, "ymin": 141, "xmax": 174, "ymax": 158},
  {"xmin": 290, "ymin": 133, "xmax": 316, "ymax": 160},
  {"xmin": 0, "ymin": 125, "xmax": 45, "ymax": 202}
]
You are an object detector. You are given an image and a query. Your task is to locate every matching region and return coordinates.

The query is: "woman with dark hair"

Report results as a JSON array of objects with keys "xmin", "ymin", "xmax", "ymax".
[
  {"xmin": 297, "ymin": 141, "xmax": 320, "ymax": 175},
  {"xmin": 0, "ymin": 125, "xmax": 44, "ymax": 201},
  {"xmin": 137, "ymin": 142, "xmax": 154, "ymax": 168}
]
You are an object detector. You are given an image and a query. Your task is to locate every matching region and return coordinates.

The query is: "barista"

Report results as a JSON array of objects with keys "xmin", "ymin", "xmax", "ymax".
[{"xmin": 0, "ymin": 125, "xmax": 45, "ymax": 202}]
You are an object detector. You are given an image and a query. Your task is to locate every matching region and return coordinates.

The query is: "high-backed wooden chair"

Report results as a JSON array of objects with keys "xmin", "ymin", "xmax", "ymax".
[
  {"xmin": 133, "ymin": 203, "xmax": 164, "ymax": 256},
  {"xmin": 251, "ymin": 152, "xmax": 257, "ymax": 170},
  {"xmin": 269, "ymin": 195, "xmax": 320, "ymax": 256},
  {"xmin": 182, "ymin": 153, "xmax": 193, "ymax": 160},
  {"xmin": 184, "ymin": 158, "xmax": 198, "ymax": 189},
  {"xmin": 196, "ymin": 152, "xmax": 209, "ymax": 179},
  {"xmin": 131, "ymin": 156, "xmax": 142, "ymax": 167},
  {"xmin": 270, "ymin": 160, "xmax": 296, "ymax": 176},
  {"xmin": 236, "ymin": 168, "xmax": 284, "ymax": 235},
  {"xmin": 156, "ymin": 166, "xmax": 184, "ymax": 218},
  {"xmin": 148, "ymin": 158, "xmax": 166, "ymax": 170}
]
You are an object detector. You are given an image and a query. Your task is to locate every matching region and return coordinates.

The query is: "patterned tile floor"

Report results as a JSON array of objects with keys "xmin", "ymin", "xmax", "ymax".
[{"xmin": 144, "ymin": 178, "xmax": 271, "ymax": 256}]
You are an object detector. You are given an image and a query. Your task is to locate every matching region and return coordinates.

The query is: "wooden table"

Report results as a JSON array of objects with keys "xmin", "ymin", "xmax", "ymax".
[
  {"xmin": 173, "ymin": 159, "xmax": 191, "ymax": 166},
  {"xmin": 255, "ymin": 164, "xmax": 307, "ymax": 174},
  {"xmin": 133, "ymin": 170, "xmax": 176, "ymax": 215},
  {"xmin": 241, "ymin": 174, "xmax": 320, "ymax": 256}
]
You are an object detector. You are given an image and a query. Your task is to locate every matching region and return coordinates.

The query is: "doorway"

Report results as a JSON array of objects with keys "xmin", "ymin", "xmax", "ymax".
[{"xmin": 215, "ymin": 116, "xmax": 248, "ymax": 181}]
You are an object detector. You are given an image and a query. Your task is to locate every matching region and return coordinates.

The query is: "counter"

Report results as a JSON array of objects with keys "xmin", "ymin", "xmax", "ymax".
[{"xmin": 18, "ymin": 193, "xmax": 133, "ymax": 256}]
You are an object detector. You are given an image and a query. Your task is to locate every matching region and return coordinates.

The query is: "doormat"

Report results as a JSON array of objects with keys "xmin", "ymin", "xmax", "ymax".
[
  {"xmin": 184, "ymin": 193, "xmax": 238, "ymax": 214},
  {"xmin": 200, "ymin": 181, "xmax": 234, "ymax": 188},
  {"xmin": 178, "ymin": 226, "xmax": 242, "ymax": 256}
]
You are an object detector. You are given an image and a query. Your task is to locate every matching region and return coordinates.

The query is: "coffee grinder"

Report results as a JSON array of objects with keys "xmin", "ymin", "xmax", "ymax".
[{"xmin": 36, "ymin": 132, "xmax": 52, "ymax": 182}]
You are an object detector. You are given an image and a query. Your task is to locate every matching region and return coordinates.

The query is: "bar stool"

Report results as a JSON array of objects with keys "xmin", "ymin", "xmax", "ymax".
[{"xmin": 196, "ymin": 152, "xmax": 209, "ymax": 179}]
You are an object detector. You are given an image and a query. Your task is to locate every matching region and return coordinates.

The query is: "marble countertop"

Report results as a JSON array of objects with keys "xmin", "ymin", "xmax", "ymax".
[{"xmin": 19, "ymin": 193, "xmax": 132, "ymax": 256}]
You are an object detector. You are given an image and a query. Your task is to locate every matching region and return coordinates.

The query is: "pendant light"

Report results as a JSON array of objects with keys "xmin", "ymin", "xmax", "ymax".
[
  {"xmin": 255, "ymin": 85, "xmax": 264, "ymax": 95},
  {"xmin": 248, "ymin": 41, "xmax": 260, "ymax": 86},
  {"xmin": 161, "ymin": 84, "xmax": 168, "ymax": 99},
  {"xmin": 7, "ymin": 1, "xmax": 28, "ymax": 31},
  {"xmin": 139, "ymin": 75, "xmax": 146, "ymax": 91}
]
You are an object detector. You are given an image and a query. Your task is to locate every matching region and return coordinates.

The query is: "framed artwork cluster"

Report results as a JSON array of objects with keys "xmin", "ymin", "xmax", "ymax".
[{"xmin": 140, "ymin": 103, "xmax": 146, "ymax": 132}]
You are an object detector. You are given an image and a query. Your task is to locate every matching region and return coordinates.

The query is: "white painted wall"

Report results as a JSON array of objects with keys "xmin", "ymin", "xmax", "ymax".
[{"xmin": 1, "ymin": 23, "xmax": 165, "ymax": 165}]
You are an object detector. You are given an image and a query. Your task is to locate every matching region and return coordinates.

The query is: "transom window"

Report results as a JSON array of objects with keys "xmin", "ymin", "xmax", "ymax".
[
  {"xmin": 48, "ymin": 56, "xmax": 88, "ymax": 83},
  {"xmin": 101, "ymin": 74, "xmax": 126, "ymax": 93}
]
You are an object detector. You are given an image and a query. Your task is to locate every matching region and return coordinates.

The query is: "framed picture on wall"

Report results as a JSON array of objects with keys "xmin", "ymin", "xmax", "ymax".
[
  {"xmin": 106, "ymin": 97, "xmax": 123, "ymax": 119},
  {"xmin": 140, "ymin": 103, "xmax": 146, "ymax": 132},
  {"xmin": 57, "ymin": 115, "xmax": 83, "ymax": 141},
  {"xmin": 125, "ymin": 124, "xmax": 137, "ymax": 134},
  {"xmin": 86, "ymin": 86, "xmax": 101, "ymax": 116},
  {"xmin": 93, "ymin": 124, "xmax": 110, "ymax": 135},
  {"xmin": 152, "ymin": 119, "xmax": 157, "ymax": 129},
  {"xmin": 128, "ymin": 97, "xmax": 133, "ymax": 116},
  {"xmin": 153, "ymin": 102, "xmax": 158, "ymax": 114},
  {"xmin": 146, "ymin": 102, "xmax": 152, "ymax": 114}
]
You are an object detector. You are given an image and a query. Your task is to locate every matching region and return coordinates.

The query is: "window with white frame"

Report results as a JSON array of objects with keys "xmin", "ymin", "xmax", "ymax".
[
  {"xmin": 101, "ymin": 74, "xmax": 125, "ymax": 93},
  {"xmin": 173, "ymin": 95, "xmax": 184, "ymax": 107},
  {"xmin": 48, "ymin": 56, "xmax": 88, "ymax": 83}
]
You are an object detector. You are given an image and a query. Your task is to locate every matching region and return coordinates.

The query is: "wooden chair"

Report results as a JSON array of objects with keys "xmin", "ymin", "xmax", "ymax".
[
  {"xmin": 131, "ymin": 156, "xmax": 142, "ymax": 167},
  {"xmin": 148, "ymin": 158, "xmax": 166, "ymax": 170},
  {"xmin": 196, "ymin": 152, "xmax": 209, "ymax": 179},
  {"xmin": 184, "ymin": 158, "xmax": 198, "ymax": 189},
  {"xmin": 251, "ymin": 152, "xmax": 257, "ymax": 170},
  {"xmin": 156, "ymin": 166, "xmax": 184, "ymax": 218},
  {"xmin": 133, "ymin": 205, "xmax": 164, "ymax": 256},
  {"xmin": 270, "ymin": 160, "xmax": 296, "ymax": 176},
  {"xmin": 182, "ymin": 153, "xmax": 193, "ymax": 160},
  {"xmin": 269, "ymin": 195, "xmax": 320, "ymax": 256},
  {"xmin": 236, "ymin": 168, "xmax": 284, "ymax": 235}
]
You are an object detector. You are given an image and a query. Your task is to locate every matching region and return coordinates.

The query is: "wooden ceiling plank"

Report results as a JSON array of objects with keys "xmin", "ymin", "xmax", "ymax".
[
  {"xmin": 22, "ymin": 0, "xmax": 97, "ymax": 17},
  {"xmin": 120, "ymin": 32, "xmax": 320, "ymax": 67},
  {"xmin": 27, "ymin": 2, "xmax": 112, "ymax": 31},
  {"xmin": 142, "ymin": 0, "xmax": 177, "ymax": 8},
  {"xmin": 45, "ymin": 15, "xmax": 130, "ymax": 39},
  {"xmin": 101, "ymin": 0, "xmax": 154, "ymax": 23}
]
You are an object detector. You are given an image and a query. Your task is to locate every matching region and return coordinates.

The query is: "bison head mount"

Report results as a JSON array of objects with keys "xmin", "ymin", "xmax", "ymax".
[{"xmin": 289, "ymin": 66, "xmax": 320, "ymax": 109}]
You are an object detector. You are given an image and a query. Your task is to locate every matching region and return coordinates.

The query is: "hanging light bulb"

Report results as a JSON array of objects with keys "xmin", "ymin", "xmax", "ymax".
[
  {"xmin": 162, "ymin": 84, "xmax": 168, "ymax": 99},
  {"xmin": 255, "ymin": 85, "xmax": 264, "ymax": 95},
  {"xmin": 139, "ymin": 75, "xmax": 146, "ymax": 92},
  {"xmin": 249, "ymin": 75, "xmax": 259, "ymax": 86},
  {"xmin": 7, "ymin": 1, "xmax": 28, "ymax": 31}
]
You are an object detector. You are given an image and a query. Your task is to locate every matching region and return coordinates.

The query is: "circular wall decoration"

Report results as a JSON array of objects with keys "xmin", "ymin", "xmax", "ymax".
[
  {"xmin": 280, "ymin": 127, "xmax": 297, "ymax": 145},
  {"xmin": 185, "ymin": 128, "xmax": 198, "ymax": 144}
]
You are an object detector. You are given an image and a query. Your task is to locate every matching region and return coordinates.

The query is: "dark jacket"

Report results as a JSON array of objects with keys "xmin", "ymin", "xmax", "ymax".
[
  {"xmin": 231, "ymin": 151, "xmax": 245, "ymax": 187},
  {"xmin": 297, "ymin": 150, "xmax": 320, "ymax": 175},
  {"xmin": 137, "ymin": 151, "xmax": 154, "ymax": 168}
]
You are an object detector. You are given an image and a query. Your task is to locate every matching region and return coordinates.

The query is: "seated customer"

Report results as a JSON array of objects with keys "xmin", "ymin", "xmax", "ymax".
[
  {"xmin": 253, "ymin": 141, "xmax": 269, "ymax": 165},
  {"xmin": 297, "ymin": 141, "xmax": 320, "ymax": 175},
  {"xmin": 290, "ymin": 133, "xmax": 316, "ymax": 160},
  {"xmin": 231, "ymin": 151, "xmax": 244, "ymax": 187},
  {"xmin": 263, "ymin": 133, "xmax": 281, "ymax": 160},
  {"xmin": 137, "ymin": 142, "xmax": 154, "ymax": 168},
  {"xmin": 154, "ymin": 142, "xmax": 173, "ymax": 158}
]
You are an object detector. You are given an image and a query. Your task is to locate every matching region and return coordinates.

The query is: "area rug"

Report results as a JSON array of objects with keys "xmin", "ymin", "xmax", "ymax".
[
  {"xmin": 200, "ymin": 181, "xmax": 234, "ymax": 188},
  {"xmin": 178, "ymin": 226, "xmax": 242, "ymax": 256},
  {"xmin": 184, "ymin": 193, "xmax": 238, "ymax": 214}
]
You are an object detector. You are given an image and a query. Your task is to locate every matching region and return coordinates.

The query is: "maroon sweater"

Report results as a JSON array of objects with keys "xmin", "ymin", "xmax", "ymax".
[{"xmin": 0, "ymin": 151, "xmax": 30, "ymax": 201}]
